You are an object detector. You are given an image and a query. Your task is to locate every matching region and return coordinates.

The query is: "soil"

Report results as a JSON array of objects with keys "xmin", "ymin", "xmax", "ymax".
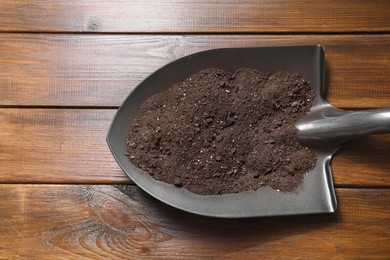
[{"xmin": 126, "ymin": 68, "xmax": 317, "ymax": 195}]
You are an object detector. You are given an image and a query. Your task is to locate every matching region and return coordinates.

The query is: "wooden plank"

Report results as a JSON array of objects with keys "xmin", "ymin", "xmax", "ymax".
[
  {"xmin": 0, "ymin": 185, "xmax": 388, "ymax": 259},
  {"xmin": 0, "ymin": 1, "xmax": 389, "ymax": 33},
  {"xmin": 1, "ymin": 109, "xmax": 389, "ymax": 187},
  {"xmin": 0, "ymin": 109, "xmax": 128, "ymax": 183},
  {"xmin": 333, "ymin": 135, "xmax": 390, "ymax": 187},
  {"xmin": 1, "ymin": 34, "xmax": 389, "ymax": 108}
]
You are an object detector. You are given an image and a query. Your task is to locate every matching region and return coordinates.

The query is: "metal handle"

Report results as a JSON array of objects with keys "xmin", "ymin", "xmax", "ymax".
[{"xmin": 297, "ymin": 108, "xmax": 390, "ymax": 147}]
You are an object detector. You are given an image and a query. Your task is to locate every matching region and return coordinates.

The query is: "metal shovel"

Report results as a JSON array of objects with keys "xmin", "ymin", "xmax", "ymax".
[{"xmin": 107, "ymin": 45, "xmax": 390, "ymax": 217}]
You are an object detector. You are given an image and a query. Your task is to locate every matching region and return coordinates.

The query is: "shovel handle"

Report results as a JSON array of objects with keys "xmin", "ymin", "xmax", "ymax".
[{"xmin": 297, "ymin": 108, "xmax": 390, "ymax": 146}]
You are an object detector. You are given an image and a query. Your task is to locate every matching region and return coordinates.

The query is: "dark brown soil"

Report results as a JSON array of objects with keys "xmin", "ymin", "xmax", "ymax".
[{"xmin": 126, "ymin": 68, "xmax": 316, "ymax": 195}]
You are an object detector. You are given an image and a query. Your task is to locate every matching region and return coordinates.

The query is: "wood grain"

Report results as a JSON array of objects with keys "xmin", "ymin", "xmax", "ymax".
[
  {"xmin": 1, "ymin": 108, "xmax": 389, "ymax": 187},
  {"xmin": 333, "ymin": 134, "xmax": 390, "ymax": 187},
  {"xmin": 0, "ymin": 109, "xmax": 127, "ymax": 183},
  {"xmin": 0, "ymin": 34, "xmax": 389, "ymax": 108},
  {"xmin": 0, "ymin": 1, "xmax": 389, "ymax": 33},
  {"xmin": 0, "ymin": 1, "xmax": 388, "ymax": 259},
  {"xmin": 0, "ymin": 185, "xmax": 388, "ymax": 259}
]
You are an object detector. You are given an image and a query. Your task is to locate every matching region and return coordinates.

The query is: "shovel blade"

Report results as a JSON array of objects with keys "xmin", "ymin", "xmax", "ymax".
[{"xmin": 107, "ymin": 45, "xmax": 337, "ymax": 217}]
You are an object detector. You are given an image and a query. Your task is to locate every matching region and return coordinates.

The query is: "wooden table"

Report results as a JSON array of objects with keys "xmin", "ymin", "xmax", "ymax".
[{"xmin": 0, "ymin": 1, "xmax": 389, "ymax": 259}]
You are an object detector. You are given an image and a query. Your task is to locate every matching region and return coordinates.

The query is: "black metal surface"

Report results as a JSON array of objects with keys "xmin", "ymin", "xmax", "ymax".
[{"xmin": 107, "ymin": 45, "xmax": 338, "ymax": 218}]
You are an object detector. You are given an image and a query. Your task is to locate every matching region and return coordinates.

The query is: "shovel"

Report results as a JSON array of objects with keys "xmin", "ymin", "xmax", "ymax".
[{"xmin": 107, "ymin": 45, "xmax": 390, "ymax": 217}]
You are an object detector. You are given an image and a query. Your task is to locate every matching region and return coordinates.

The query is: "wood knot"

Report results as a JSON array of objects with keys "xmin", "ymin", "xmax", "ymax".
[{"xmin": 87, "ymin": 17, "xmax": 101, "ymax": 31}]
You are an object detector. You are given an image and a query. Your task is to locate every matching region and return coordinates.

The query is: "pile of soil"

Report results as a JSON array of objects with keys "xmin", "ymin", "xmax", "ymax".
[{"xmin": 126, "ymin": 68, "xmax": 316, "ymax": 195}]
